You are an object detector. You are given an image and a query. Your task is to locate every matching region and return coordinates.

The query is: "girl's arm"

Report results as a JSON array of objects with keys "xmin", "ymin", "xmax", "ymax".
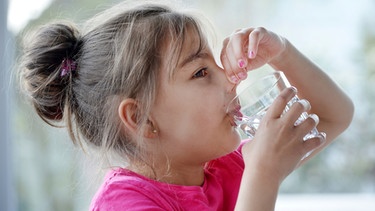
[
  {"xmin": 269, "ymin": 39, "xmax": 354, "ymax": 162},
  {"xmin": 221, "ymin": 27, "xmax": 354, "ymax": 162},
  {"xmin": 221, "ymin": 27, "xmax": 354, "ymax": 210}
]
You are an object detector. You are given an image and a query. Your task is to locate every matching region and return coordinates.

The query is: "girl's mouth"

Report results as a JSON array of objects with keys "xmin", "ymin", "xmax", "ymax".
[
  {"xmin": 227, "ymin": 105, "xmax": 242, "ymax": 127},
  {"xmin": 229, "ymin": 116, "xmax": 237, "ymax": 127}
]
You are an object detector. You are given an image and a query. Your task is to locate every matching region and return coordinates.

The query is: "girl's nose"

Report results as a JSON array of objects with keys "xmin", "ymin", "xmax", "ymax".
[{"xmin": 218, "ymin": 66, "xmax": 238, "ymax": 94}]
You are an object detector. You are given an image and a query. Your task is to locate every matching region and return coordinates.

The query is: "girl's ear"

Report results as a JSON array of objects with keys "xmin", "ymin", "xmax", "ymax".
[{"xmin": 118, "ymin": 99, "xmax": 158, "ymax": 139}]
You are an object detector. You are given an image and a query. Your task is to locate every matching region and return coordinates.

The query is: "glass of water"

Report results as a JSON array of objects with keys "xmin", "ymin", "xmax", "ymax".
[{"xmin": 227, "ymin": 71, "xmax": 319, "ymax": 140}]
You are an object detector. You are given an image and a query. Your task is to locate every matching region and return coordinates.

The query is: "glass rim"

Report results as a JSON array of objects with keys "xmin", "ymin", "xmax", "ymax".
[{"xmin": 227, "ymin": 71, "xmax": 284, "ymax": 112}]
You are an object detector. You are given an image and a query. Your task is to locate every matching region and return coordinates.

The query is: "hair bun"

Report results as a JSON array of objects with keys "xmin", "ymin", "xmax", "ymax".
[{"xmin": 20, "ymin": 22, "xmax": 81, "ymax": 124}]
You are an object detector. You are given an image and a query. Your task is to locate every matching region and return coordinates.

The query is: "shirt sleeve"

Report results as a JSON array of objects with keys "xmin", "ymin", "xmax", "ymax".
[
  {"xmin": 90, "ymin": 188, "xmax": 166, "ymax": 211},
  {"xmin": 90, "ymin": 175, "xmax": 180, "ymax": 211}
]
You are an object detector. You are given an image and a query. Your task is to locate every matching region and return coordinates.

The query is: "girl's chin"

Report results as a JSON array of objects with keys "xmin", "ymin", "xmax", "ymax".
[
  {"xmin": 227, "ymin": 132, "xmax": 242, "ymax": 151},
  {"xmin": 229, "ymin": 117, "xmax": 236, "ymax": 127}
]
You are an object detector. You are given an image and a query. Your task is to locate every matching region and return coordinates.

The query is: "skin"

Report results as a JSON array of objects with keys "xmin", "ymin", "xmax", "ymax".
[
  {"xmin": 221, "ymin": 27, "xmax": 354, "ymax": 210},
  {"xmin": 120, "ymin": 27, "xmax": 242, "ymax": 185},
  {"xmin": 153, "ymin": 29, "xmax": 244, "ymax": 184},
  {"xmin": 119, "ymin": 26, "xmax": 354, "ymax": 210}
]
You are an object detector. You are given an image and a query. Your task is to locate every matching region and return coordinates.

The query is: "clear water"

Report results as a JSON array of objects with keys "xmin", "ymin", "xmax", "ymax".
[{"xmin": 236, "ymin": 94, "xmax": 319, "ymax": 140}]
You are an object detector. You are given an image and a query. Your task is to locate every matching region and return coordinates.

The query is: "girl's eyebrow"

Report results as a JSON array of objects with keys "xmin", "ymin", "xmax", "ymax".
[{"xmin": 178, "ymin": 50, "xmax": 209, "ymax": 68}]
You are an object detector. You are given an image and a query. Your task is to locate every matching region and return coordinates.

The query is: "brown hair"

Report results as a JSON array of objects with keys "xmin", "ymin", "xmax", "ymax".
[{"xmin": 19, "ymin": 1, "xmax": 208, "ymax": 165}]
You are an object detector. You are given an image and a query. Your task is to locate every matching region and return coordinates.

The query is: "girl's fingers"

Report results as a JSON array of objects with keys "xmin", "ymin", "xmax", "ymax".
[
  {"xmin": 247, "ymin": 27, "xmax": 266, "ymax": 59},
  {"xmin": 221, "ymin": 29, "xmax": 253, "ymax": 83},
  {"xmin": 295, "ymin": 113, "xmax": 319, "ymax": 137},
  {"xmin": 221, "ymin": 52, "xmax": 240, "ymax": 84},
  {"xmin": 300, "ymin": 132, "xmax": 326, "ymax": 159},
  {"xmin": 282, "ymin": 99, "xmax": 311, "ymax": 127},
  {"xmin": 221, "ymin": 27, "xmax": 284, "ymax": 84},
  {"xmin": 266, "ymin": 87, "xmax": 297, "ymax": 119},
  {"xmin": 228, "ymin": 30, "xmax": 249, "ymax": 69}
]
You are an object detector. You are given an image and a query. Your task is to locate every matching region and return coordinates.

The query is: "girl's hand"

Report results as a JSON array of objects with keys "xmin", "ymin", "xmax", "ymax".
[
  {"xmin": 220, "ymin": 27, "xmax": 287, "ymax": 84},
  {"xmin": 241, "ymin": 87, "xmax": 325, "ymax": 183}
]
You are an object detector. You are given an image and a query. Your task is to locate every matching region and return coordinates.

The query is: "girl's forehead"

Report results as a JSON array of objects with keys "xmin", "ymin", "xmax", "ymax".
[
  {"xmin": 178, "ymin": 28, "xmax": 206, "ymax": 64},
  {"xmin": 162, "ymin": 26, "xmax": 208, "ymax": 78}
]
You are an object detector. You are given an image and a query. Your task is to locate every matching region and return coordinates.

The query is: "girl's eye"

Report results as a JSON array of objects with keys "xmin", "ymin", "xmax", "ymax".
[{"xmin": 192, "ymin": 68, "xmax": 208, "ymax": 79}]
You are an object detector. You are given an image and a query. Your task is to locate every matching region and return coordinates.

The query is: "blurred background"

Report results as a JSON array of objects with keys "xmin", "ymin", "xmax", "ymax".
[{"xmin": 1, "ymin": 0, "xmax": 375, "ymax": 210}]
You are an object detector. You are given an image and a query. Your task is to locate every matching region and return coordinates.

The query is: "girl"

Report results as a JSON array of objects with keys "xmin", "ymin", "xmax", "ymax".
[{"xmin": 19, "ymin": 1, "xmax": 354, "ymax": 210}]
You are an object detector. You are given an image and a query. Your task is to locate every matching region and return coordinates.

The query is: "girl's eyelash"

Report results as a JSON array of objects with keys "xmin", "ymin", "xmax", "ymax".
[{"xmin": 192, "ymin": 67, "xmax": 208, "ymax": 79}]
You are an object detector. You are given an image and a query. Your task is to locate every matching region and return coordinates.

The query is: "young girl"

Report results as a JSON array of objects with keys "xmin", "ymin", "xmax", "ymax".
[{"xmin": 19, "ymin": 1, "xmax": 354, "ymax": 210}]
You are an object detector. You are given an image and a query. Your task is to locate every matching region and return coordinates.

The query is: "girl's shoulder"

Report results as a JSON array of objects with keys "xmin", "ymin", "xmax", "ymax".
[
  {"xmin": 89, "ymin": 168, "xmax": 183, "ymax": 210},
  {"xmin": 205, "ymin": 139, "xmax": 248, "ymax": 172},
  {"xmin": 90, "ymin": 140, "xmax": 249, "ymax": 211}
]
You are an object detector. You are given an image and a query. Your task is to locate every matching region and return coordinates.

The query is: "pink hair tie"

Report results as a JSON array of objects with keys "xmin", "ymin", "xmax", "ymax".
[{"xmin": 60, "ymin": 58, "xmax": 77, "ymax": 77}]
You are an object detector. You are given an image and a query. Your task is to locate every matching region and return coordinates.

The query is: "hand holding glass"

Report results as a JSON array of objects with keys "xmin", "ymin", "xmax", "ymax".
[{"xmin": 227, "ymin": 71, "xmax": 319, "ymax": 140}]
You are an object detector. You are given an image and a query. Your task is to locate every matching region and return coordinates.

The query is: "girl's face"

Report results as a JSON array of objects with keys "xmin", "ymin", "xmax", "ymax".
[{"xmin": 150, "ymin": 27, "xmax": 241, "ymax": 166}]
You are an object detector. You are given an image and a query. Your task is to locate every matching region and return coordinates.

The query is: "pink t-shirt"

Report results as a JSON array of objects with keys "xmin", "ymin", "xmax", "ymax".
[{"xmin": 90, "ymin": 148, "xmax": 244, "ymax": 211}]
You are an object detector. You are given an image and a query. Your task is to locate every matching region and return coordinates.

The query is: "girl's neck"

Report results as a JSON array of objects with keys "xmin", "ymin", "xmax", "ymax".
[{"xmin": 128, "ymin": 161, "xmax": 206, "ymax": 186}]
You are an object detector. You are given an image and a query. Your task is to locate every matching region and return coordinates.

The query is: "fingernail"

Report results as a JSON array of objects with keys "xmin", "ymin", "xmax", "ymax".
[
  {"xmin": 319, "ymin": 132, "xmax": 327, "ymax": 143},
  {"xmin": 230, "ymin": 75, "xmax": 239, "ymax": 84},
  {"xmin": 237, "ymin": 71, "xmax": 247, "ymax": 80},
  {"xmin": 238, "ymin": 59, "xmax": 246, "ymax": 68},
  {"xmin": 290, "ymin": 86, "xmax": 298, "ymax": 93},
  {"xmin": 298, "ymin": 99, "xmax": 311, "ymax": 110},
  {"xmin": 248, "ymin": 51, "xmax": 255, "ymax": 58},
  {"xmin": 309, "ymin": 114, "xmax": 319, "ymax": 125}
]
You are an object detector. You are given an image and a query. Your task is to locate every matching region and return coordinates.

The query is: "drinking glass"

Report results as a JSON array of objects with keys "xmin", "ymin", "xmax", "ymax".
[{"xmin": 227, "ymin": 71, "xmax": 319, "ymax": 140}]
